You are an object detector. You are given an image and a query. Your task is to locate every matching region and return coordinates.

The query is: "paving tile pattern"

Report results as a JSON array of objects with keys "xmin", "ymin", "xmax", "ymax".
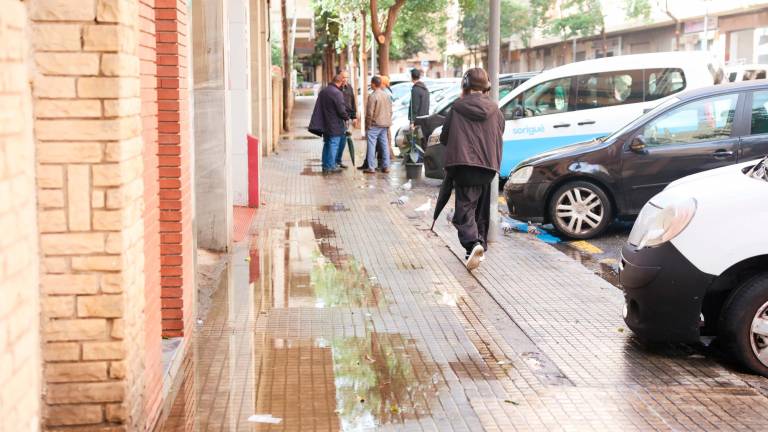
[{"xmin": 159, "ymin": 97, "xmax": 768, "ymax": 431}]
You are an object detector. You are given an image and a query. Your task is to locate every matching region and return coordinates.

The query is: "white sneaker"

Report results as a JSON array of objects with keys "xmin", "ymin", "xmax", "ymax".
[{"xmin": 466, "ymin": 243, "xmax": 484, "ymax": 271}]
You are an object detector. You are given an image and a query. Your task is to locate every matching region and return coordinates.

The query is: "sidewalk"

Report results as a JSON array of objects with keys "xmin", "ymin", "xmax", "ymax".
[{"xmin": 159, "ymin": 96, "xmax": 768, "ymax": 431}]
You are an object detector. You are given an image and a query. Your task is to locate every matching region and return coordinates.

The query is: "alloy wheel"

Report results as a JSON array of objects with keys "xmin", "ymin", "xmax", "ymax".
[
  {"xmin": 750, "ymin": 300, "xmax": 768, "ymax": 368},
  {"xmin": 555, "ymin": 187, "xmax": 604, "ymax": 236}
]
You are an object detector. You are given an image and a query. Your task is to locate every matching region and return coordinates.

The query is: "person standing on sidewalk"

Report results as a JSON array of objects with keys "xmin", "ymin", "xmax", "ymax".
[
  {"xmin": 363, "ymin": 76, "xmax": 392, "ymax": 174},
  {"xmin": 439, "ymin": 68, "xmax": 504, "ymax": 270},
  {"xmin": 336, "ymin": 71, "xmax": 357, "ymax": 169},
  {"xmin": 408, "ymin": 69, "xmax": 430, "ymax": 126},
  {"xmin": 308, "ymin": 73, "xmax": 349, "ymax": 174}
]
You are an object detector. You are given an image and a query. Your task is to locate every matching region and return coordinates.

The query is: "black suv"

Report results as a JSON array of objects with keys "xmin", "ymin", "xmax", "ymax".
[{"xmin": 503, "ymin": 80, "xmax": 768, "ymax": 239}]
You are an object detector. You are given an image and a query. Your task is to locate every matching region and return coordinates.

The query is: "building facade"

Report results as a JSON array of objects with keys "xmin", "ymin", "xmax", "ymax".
[{"xmin": 0, "ymin": 0, "xmax": 277, "ymax": 429}]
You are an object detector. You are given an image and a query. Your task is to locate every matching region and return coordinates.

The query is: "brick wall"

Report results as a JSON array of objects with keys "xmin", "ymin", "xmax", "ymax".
[
  {"xmin": 156, "ymin": 0, "xmax": 193, "ymax": 338},
  {"xmin": 139, "ymin": 0, "xmax": 165, "ymax": 427},
  {"xmin": 0, "ymin": 2, "xmax": 42, "ymax": 430},
  {"xmin": 28, "ymin": 0, "xmax": 149, "ymax": 428}
]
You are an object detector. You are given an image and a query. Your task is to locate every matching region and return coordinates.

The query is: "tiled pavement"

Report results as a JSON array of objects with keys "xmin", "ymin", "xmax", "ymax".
[{"xmin": 159, "ymin": 96, "xmax": 768, "ymax": 431}]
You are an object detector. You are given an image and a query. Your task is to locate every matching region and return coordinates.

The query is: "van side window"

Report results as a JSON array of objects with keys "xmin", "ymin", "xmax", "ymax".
[
  {"xmin": 522, "ymin": 77, "xmax": 572, "ymax": 117},
  {"xmin": 645, "ymin": 68, "xmax": 686, "ymax": 101},
  {"xmin": 750, "ymin": 91, "xmax": 768, "ymax": 135},
  {"xmin": 575, "ymin": 70, "xmax": 643, "ymax": 110},
  {"xmin": 642, "ymin": 94, "xmax": 738, "ymax": 147}
]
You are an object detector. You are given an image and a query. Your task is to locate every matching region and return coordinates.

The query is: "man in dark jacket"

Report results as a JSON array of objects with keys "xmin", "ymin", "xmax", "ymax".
[
  {"xmin": 439, "ymin": 68, "xmax": 504, "ymax": 270},
  {"xmin": 408, "ymin": 69, "xmax": 429, "ymax": 123},
  {"xmin": 337, "ymin": 71, "xmax": 357, "ymax": 168},
  {"xmin": 308, "ymin": 73, "xmax": 350, "ymax": 174}
]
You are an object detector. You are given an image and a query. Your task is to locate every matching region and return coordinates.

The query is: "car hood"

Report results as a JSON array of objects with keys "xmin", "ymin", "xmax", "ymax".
[
  {"xmin": 517, "ymin": 138, "xmax": 610, "ymax": 167},
  {"xmin": 664, "ymin": 160, "xmax": 757, "ymax": 191}
]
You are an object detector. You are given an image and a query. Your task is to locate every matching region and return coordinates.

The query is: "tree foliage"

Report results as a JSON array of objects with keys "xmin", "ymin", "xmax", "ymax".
[
  {"xmin": 624, "ymin": 0, "xmax": 652, "ymax": 21},
  {"xmin": 548, "ymin": 0, "xmax": 605, "ymax": 40}
]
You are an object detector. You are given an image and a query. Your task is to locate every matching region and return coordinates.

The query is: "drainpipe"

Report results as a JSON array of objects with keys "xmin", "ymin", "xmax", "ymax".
[{"xmin": 664, "ymin": 0, "xmax": 681, "ymax": 51}]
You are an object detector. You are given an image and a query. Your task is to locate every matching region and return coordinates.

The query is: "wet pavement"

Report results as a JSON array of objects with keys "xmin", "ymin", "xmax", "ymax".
[{"xmin": 158, "ymin": 96, "xmax": 768, "ymax": 431}]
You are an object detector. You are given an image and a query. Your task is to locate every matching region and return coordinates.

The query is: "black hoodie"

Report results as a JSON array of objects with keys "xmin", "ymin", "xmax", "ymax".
[
  {"xmin": 409, "ymin": 81, "xmax": 430, "ymax": 121},
  {"xmin": 439, "ymin": 93, "xmax": 505, "ymax": 174}
]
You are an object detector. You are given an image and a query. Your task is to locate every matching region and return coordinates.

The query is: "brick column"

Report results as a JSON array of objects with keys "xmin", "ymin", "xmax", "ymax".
[
  {"xmin": 0, "ymin": 2, "xmax": 42, "ymax": 430},
  {"xmin": 28, "ymin": 0, "xmax": 150, "ymax": 428},
  {"xmin": 156, "ymin": 0, "xmax": 193, "ymax": 338}
]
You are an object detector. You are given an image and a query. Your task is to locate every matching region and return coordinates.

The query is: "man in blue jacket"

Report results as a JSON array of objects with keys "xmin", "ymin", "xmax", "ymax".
[{"xmin": 308, "ymin": 73, "xmax": 350, "ymax": 174}]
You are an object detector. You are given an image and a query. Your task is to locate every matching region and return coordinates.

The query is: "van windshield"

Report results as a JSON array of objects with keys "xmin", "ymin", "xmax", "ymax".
[{"xmin": 604, "ymin": 97, "xmax": 680, "ymax": 142}]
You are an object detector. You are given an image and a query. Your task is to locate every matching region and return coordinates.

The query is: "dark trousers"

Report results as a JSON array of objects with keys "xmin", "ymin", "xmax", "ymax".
[{"xmin": 452, "ymin": 182, "xmax": 491, "ymax": 254}]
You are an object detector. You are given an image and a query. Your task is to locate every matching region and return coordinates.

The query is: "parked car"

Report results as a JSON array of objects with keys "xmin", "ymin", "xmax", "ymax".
[
  {"xmin": 390, "ymin": 80, "xmax": 460, "ymax": 155},
  {"xmin": 502, "ymin": 80, "xmax": 768, "ymax": 239},
  {"xmin": 620, "ymin": 157, "xmax": 768, "ymax": 376},
  {"xmin": 725, "ymin": 64, "xmax": 768, "ymax": 82},
  {"xmin": 493, "ymin": 51, "xmax": 723, "ymax": 179},
  {"xmin": 419, "ymin": 72, "xmax": 538, "ymax": 178}
]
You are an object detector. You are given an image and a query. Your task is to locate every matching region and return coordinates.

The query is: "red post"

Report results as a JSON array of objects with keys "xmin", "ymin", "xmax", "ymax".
[{"xmin": 248, "ymin": 134, "xmax": 260, "ymax": 208}]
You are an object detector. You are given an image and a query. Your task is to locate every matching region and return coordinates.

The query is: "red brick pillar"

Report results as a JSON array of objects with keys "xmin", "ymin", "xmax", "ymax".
[
  {"xmin": 139, "ymin": 0, "xmax": 164, "ymax": 425},
  {"xmin": 156, "ymin": 0, "xmax": 192, "ymax": 338}
]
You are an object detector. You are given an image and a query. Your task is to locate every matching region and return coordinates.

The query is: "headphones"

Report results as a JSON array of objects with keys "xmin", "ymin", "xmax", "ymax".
[{"xmin": 462, "ymin": 70, "xmax": 471, "ymax": 90}]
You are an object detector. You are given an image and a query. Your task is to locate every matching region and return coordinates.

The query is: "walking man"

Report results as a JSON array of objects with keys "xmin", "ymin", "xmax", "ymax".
[
  {"xmin": 408, "ymin": 69, "xmax": 430, "ymax": 126},
  {"xmin": 439, "ymin": 68, "xmax": 504, "ymax": 270},
  {"xmin": 308, "ymin": 73, "xmax": 350, "ymax": 174},
  {"xmin": 363, "ymin": 76, "xmax": 392, "ymax": 174},
  {"xmin": 337, "ymin": 71, "xmax": 357, "ymax": 169}
]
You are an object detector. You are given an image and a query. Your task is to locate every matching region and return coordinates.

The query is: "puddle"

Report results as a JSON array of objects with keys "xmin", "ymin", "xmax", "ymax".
[
  {"xmin": 160, "ymin": 221, "xmax": 445, "ymax": 431},
  {"xmin": 251, "ymin": 222, "xmax": 384, "ymax": 309}
]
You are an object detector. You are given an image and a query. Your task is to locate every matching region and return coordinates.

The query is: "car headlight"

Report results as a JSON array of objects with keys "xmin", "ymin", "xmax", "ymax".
[
  {"xmin": 627, "ymin": 197, "xmax": 696, "ymax": 249},
  {"xmin": 427, "ymin": 132, "xmax": 440, "ymax": 147},
  {"xmin": 507, "ymin": 166, "xmax": 533, "ymax": 184}
]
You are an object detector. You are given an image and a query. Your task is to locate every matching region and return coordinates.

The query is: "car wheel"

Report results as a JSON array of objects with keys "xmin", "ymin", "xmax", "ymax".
[
  {"xmin": 718, "ymin": 273, "xmax": 768, "ymax": 377},
  {"xmin": 548, "ymin": 181, "xmax": 612, "ymax": 239}
]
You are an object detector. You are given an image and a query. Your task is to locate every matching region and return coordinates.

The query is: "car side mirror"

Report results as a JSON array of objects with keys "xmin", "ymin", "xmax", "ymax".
[{"xmin": 630, "ymin": 135, "xmax": 647, "ymax": 153}]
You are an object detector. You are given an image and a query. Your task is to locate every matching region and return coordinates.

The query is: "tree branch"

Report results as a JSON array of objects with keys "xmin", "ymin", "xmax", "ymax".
[
  {"xmin": 370, "ymin": 0, "xmax": 382, "ymax": 36},
  {"xmin": 384, "ymin": 0, "xmax": 407, "ymax": 37}
]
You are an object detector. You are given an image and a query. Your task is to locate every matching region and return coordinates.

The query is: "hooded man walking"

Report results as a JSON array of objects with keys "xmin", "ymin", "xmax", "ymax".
[
  {"xmin": 308, "ymin": 73, "xmax": 350, "ymax": 174},
  {"xmin": 439, "ymin": 68, "xmax": 504, "ymax": 271}
]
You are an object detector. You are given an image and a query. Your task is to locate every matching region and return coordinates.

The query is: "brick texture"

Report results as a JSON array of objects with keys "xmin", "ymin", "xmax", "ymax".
[
  {"xmin": 155, "ymin": 0, "xmax": 193, "ymax": 340},
  {"xmin": 139, "ymin": 0, "xmax": 165, "ymax": 428},
  {"xmin": 29, "ymin": 0, "xmax": 149, "ymax": 429},
  {"xmin": 0, "ymin": 3, "xmax": 42, "ymax": 430}
]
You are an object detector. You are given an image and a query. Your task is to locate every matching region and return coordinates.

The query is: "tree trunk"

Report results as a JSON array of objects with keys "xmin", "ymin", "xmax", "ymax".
[
  {"xmin": 360, "ymin": 10, "xmax": 367, "ymax": 122},
  {"xmin": 281, "ymin": 0, "xmax": 291, "ymax": 131},
  {"xmin": 525, "ymin": 48, "xmax": 532, "ymax": 71},
  {"xmin": 601, "ymin": 26, "xmax": 608, "ymax": 56},
  {"xmin": 377, "ymin": 39, "xmax": 390, "ymax": 76}
]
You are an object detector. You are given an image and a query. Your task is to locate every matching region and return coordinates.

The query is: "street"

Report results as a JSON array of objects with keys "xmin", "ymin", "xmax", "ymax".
[{"xmin": 158, "ymin": 97, "xmax": 768, "ymax": 431}]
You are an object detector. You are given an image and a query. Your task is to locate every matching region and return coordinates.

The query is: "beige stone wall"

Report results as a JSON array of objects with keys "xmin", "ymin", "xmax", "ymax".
[
  {"xmin": 0, "ymin": 2, "xmax": 42, "ymax": 430},
  {"xmin": 28, "ymin": 0, "xmax": 148, "ymax": 428}
]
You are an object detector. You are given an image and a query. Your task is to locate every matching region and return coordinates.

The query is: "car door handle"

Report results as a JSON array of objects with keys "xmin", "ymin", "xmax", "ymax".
[
  {"xmin": 553, "ymin": 123, "xmax": 571, "ymax": 128},
  {"xmin": 713, "ymin": 149, "xmax": 734, "ymax": 158},
  {"xmin": 577, "ymin": 120, "xmax": 596, "ymax": 126}
]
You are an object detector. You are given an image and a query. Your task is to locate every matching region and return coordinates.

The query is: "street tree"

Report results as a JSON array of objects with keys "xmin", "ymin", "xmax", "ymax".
[
  {"xmin": 624, "ymin": 0, "xmax": 652, "ymax": 21},
  {"xmin": 458, "ymin": 0, "xmax": 527, "ymax": 65},
  {"xmin": 547, "ymin": 0, "xmax": 605, "ymax": 62}
]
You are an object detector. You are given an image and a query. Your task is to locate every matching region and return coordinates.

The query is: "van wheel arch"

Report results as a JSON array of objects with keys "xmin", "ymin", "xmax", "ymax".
[{"xmin": 702, "ymin": 255, "xmax": 768, "ymax": 335}]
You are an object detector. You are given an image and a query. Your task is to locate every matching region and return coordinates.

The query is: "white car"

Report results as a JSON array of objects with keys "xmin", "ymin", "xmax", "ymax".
[
  {"xmin": 495, "ymin": 51, "xmax": 723, "ymax": 177},
  {"xmin": 725, "ymin": 64, "xmax": 768, "ymax": 82},
  {"xmin": 621, "ymin": 157, "xmax": 768, "ymax": 376}
]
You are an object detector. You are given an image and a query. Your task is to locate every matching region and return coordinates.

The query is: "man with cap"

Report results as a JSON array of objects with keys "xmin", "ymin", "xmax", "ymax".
[{"xmin": 439, "ymin": 68, "xmax": 504, "ymax": 271}]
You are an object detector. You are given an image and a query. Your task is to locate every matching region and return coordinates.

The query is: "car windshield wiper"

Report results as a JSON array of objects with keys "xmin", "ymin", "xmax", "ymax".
[{"xmin": 747, "ymin": 156, "xmax": 768, "ymax": 182}]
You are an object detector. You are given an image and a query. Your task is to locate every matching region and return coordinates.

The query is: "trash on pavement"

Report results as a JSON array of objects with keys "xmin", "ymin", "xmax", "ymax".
[
  {"xmin": 391, "ymin": 195, "xmax": 409, "ymax": 205},
  {"xmin": 247, "ymin": 414, "xmax": 282, "ymax": 424},
  {"xmin": 399, "ymin": 179, "xmax": 412, "ymax": 191},
  {"xmin": 414, "ymin": 198, "xmax": 432, "ymax": 213}
]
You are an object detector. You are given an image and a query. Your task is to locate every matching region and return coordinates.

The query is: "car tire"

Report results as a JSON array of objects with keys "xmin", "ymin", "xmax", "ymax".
[
  {"xmin": 718, "ymin": 273, "xmax": 768, "ymax": 377},
  {"xmin": 548, "ymin": 180, "xmax": 612, "ymax": 239}
]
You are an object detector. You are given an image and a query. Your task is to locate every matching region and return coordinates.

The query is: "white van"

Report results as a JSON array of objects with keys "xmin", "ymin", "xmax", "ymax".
[
  {"xmin": 497, "ymin": 52, "xmax": 722, "ymax": 177},
  {"xmin": 621, "ymin": 157, "xmax": 768, "ymax": 376}
]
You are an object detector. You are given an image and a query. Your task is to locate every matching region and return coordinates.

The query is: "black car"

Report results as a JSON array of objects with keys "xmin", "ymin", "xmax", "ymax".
[
  {"xmin": 503, "ymin": 80, "xmax": 768, "ymax": 239},
  {"xmin": 421, "ymin": 72, "xmax": 538, "ymax": 179}
]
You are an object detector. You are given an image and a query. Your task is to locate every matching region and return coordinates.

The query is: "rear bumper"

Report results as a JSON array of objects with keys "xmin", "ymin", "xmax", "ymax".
[{"xmin": 620, "ymin": 242, "xmax": 714, "ymax": 343}]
